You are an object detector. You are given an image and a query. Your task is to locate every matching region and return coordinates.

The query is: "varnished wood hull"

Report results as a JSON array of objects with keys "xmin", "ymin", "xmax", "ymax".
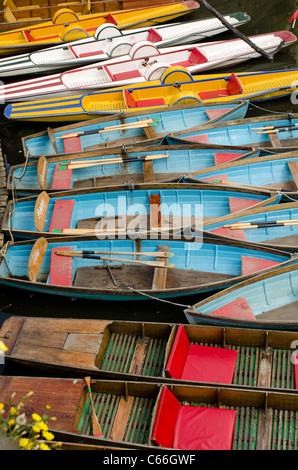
[{"xmin": 1, "ymin": 376, "xmax": 298, "ymax": 449}]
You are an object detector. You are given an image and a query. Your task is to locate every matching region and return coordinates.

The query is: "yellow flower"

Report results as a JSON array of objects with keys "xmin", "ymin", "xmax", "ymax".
[
  {"xmin": 31, "ymin": 413, "xmax": 41, "ymax": 422},
  {"xmin": 0, "ymin": 403, "xmax": 4, "ymax": 411},
  {"xmin": 0, "ymin": 341, "xmax": 7, "ymax": 352},
  {"xmin": 32, "ymin": 424, "xmax": 41, "ymax": 433},
  {"xmin": 19, "ymin": 438, "xmax": 30, "ymax": 448},
  {"xmin": 40, "ymin": 443, "xmax": 51, "ymax": 450},
  {"xmin": 10, "ymin": 406, "xmax": 17, "ymax": 415},
  {"xmin": 7, "ymin": 419, "xmax": 15, "ymax": 427},
  {"xmin": 42, "ymin": 431, "xmax": 54, "ymax": 441},
  {"xmin": 38, "ymin": 421, "xmax": 48, "ymax": 431},
  {"xmin": 45, "ymin": 405, "xmax": 51, "ymax": 410}
]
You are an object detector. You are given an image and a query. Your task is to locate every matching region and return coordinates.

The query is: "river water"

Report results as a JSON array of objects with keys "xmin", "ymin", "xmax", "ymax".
[{"xmin": 0, "ymin": 0, "xmax": 298, "ymax": 376}]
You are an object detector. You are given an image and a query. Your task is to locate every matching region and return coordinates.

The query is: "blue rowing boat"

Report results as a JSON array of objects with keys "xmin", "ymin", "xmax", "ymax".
[
  {"xmin": 201, "ymin": 201, "xmax": 298, "ymax": 252},
  {"xmin": 184, "ymin": 261, "xmax": 298, "ymax": 330},
  {"xmin": 1, "ymin": 183, "xmax": 282, "ymax": 239},
  {"xmin": 182, "ymin": 150, "xmax": 298, "ymax": 196},
  {"xmin": 21, "ymin": 101, "xmax": 249, "ymax": 158},
  {"xmin": 0, "ymin": 235, "xmax": 292, "ymax": 301},
  {"xmin": 164, "ymin": 113, "xmax": 298, "ymax": 148},
  {"xmin": 8, "ymin": 145, "xmax": 260, "ymax": 196}
]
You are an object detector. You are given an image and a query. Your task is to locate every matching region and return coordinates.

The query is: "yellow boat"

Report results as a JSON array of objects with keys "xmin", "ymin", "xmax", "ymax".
[
  {"xmin": 0, "ymin": 1, "xmax": 199, "ymax": 54},
  {"xmin": 1, "ymin": 0, "xmax": 176, "ymax": 30},
  {"xmin": 5, "ymin": 67, "xmax": 298, "ymax": 122}
]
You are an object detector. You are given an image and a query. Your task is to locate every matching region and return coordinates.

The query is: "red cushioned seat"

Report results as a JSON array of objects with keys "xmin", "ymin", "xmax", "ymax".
[
  {"xmin": 151, "ymin": 385, "xmax": 236, "ymax": 450},
  {"xmin": 49, "ymin": 199, "xmax": 75, "ymax": 232},
  {"xmin": 135, "ymin": 98, "xmax": 165, "ymax": 107},
  {"xmin": 241, "ymin": 256, "xmax": 280, "ymax": 276},
  {"xmin": 112, "ymin": 69, "xmax": 142, "ymax": 81},
  {"xmin": 210, "ymin": 226, "xmax": 247, "ymax": 241},
  {"xmin": 198, "ymin": 89, "xmax": 229, "ymax": 100},
  {"xmin": 181, "ymin": 344, "xmax": 238, "ymax": 384},
  {"xmin": 63, "ymin": 136, "xmax": 82, "ymax": 153},
  {"xmin": 165, "ymin": 325, "xmax": 238, "ymax": 384},
  {"xmin": 49, "ymin": 246, "xmax": 73, "ymax": 286},
  {"xmin": 173, "ymin": 406, "xmax": 236, "ymax": 450},
  {"xmin": 213, "ymin": 152, "xmax": 243, "ymax": 165},
  {"xmin": 209, "ymin": 296, "xmax": 256, "ymax": 320},
  {"xmin": 229, "ymin": 197, "xmax": 260, "ymax": 213},
  {"xmin": 51, "ymin": 164, "xmax": 72, "ymax": 190},
  {"xmin": 151, "ymin": 386, "xmax": 180, "ymax": 448}
]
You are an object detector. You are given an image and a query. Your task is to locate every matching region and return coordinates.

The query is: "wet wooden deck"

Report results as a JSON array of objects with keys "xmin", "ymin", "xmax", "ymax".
[{"xmin": 0, "ymin": 145, "xmax": 8, "ymax": 248}]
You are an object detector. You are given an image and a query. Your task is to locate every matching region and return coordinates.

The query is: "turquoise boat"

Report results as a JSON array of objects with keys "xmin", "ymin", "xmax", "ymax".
[
  {"xmin": 0, "ymin": 235, "xmax": 292, "ymax": 301},
  {"xmin": 1, "ymin": 183, "xmax": 282, "ymax": 239},
  {"xmin": 21, "ymin": 101, "xmax": 249, "ymax": 158},
  {"xmin": 8, "ymin": 145, "xmax": 259, "ymax": 196},
  {"xmin": 202, "ymin": 201, "xmax": 298, "ymax": 252},
  {"xmin": 183, "ymin": 150, "xmax": 298, "ymax": 197},
  {"xmin": 164, "ymin": 113, "xmax": 298, "ymax": 149},
  {"xmin": 184, "ymin": 261, "xmax": 298, "ymax": 330}
]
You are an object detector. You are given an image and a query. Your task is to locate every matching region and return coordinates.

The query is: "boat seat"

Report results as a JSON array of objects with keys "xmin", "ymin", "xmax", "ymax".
[
  {"xmin": 51, "ymin": 164, "xmax": 72, "ymax": 190},
  {"xmin": 208, "ymin": 297, "xmax": 256, "ymax": 320},
  {"xmin": 213, "ymin": 153, "xmax": 244, "ymax": 165},
  {"xmin": 151, "ymin": 385, "xmax": 236, "ymax": 450},
  {"xmin": 184, "ymin": 133, "xmax": 210, "ymax": 143},
  {"xmin": 210, "ymin": 226, "xmax": 247, "ymax": 241},
  {"xmin": 198, "ymin": 74, "xmax": 243, "ymax": 100},
  {"xmin": 165, "ymin": 324, "xmax": 238, "ymax": 383},
  {"xmin": 49, "ymin": 199, "xmax": 75, "ymax": 232},
  {"xmin": 123, "ymin": 89, "xmax": 165, "ymax": 108},
  {"xmin": 241, "ymin": 256, "xmax": 280, "ymax": 276},
  {"xmin": 229, "ymin": 197, "xmax": 261, "ymax": 213},
  {"xmin": 147, "ymin": 28, "xmax": 163, "ymax": 43},
  {"xmin": 172, "ymin": 47, "xmax": 208, "ymax": 68},
  {"xmin": 205, "ymin": 108, "xmax": 232, "ymax": 121},
  {"xmin": 111, "ymin": 69, "xmax": 142, "ymax": 82},
  {"xmin": 62, "ymin": 136, "xmax": 82, "ymax": 153},
  {"xmin": 49, "ymin": 246, "xmax": 73, "ymax": 287},
  {"xmin": 201, "ymin": 174, "xmax": 229, "ymax": 183}
]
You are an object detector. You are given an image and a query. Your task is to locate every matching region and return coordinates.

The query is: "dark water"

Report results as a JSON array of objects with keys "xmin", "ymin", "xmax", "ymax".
[{"xmin": 1, "ymin": 0, "xmax": 298, "ymax": 376}]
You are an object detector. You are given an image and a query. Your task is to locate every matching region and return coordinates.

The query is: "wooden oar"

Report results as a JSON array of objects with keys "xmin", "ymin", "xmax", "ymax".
[
  {"xmin": 56, "ymin": 251, "xmax": 175, "ymax": 267},
  {"xmin": 225, "ymin": 220, "xmax": 298, "ymax": 229},
  {"xmin": 224, "ymin": 218, "xmax": 298, "ymax": 228},
  {"xmin": 62, "ymin": 250, "xmax": 174, "ymax": 258},
  {"xmin": 252, "ymin": 123, "xmax": 298, "ymax": 131},
  {"xmin": 58, "ymin": 154, "xmax": 170, "ymax": 171},
  {"xmin": 257, "ymin": 126, "xmax": 298, "ymax": 135},
  {"xmin": 84, "ymin": 377, "xmax": 103, "ymax": 438},
  {"xmin": 57, "ymin": 119, "xmax": 160, "ymax": 139}
]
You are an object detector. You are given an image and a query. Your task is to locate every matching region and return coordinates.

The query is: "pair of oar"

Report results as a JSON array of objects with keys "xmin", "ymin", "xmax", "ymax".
[
  {"xmin": 224, "ymin": 219, "xmax": 298, "ymax": 229},
  {"xmin": 56, "ymin": 249, "xmax": 175, "ymax": 268},
  {"xmin": 252, "ymin": 123, "xmax": 298, "ymax": 134},
  {"xmin": 58, "ymin": 153, "xmax": 169, "ymax": 171},
  {"xmin": 57, "ymin": 118, "xmax": 161, "ymax": 140}
]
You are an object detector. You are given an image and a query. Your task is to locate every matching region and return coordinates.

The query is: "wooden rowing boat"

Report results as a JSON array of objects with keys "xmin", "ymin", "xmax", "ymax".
[
  {"xmin": 1, "ymin": 182, "xmax": 281, "ymax": 239},
  {"xmin": 201, "ymin": 201, "xmax": 298, "ymax": 252},
  {"xmin": 0, "ymin": 12, "xmax": 251, "ymax": 76},
  {"xmin": 1, "ymin": 376, "xmax": 298, "ymax": 449},
  {"xmin": 183, "ymin": 150, "xmax": 298, "ymax": 197},
  {"xmin": 1, "ymin": 31, "xmax": 294, "ymax": 102},
  {"xmin": 184, "ymin": 261, "xmax": 298, "ymax": 331},
  {"xmin": 0, "ymin": 0, "xmax": 181, "ymax": 30},
  {"xmin": 0, "ymin": 2, "xmax": 199, "ymax": 55},
  {"xmin": 165, "ymin": 112, "xmax": 298, "ymax": 150},
  {"xmin": 5, "ymin": 68, "xmax": 298, "ymax": 121},
  {"xmin": 2, "ymin": 317, "xmax": 298, "ymax": 391},
  {"xmin": 8, "ymin": 145, "xmax": 259, "ymax": 195},
  {"xmin": 20, "ymin": 101, "xmax": 250, "ymax": 158},
  {"xmin": 0, "ymin": 235, "xmax": 291, "ymax": 300}
]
